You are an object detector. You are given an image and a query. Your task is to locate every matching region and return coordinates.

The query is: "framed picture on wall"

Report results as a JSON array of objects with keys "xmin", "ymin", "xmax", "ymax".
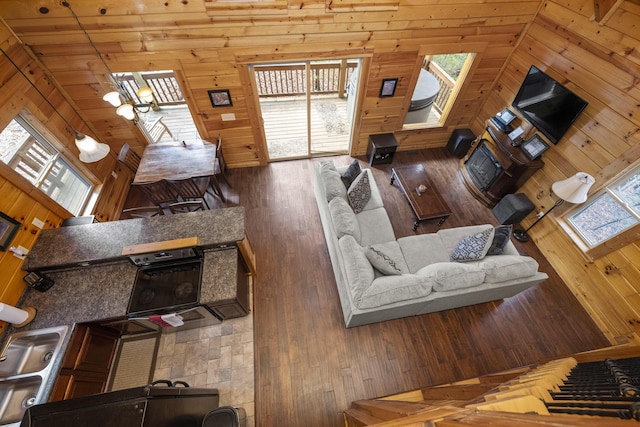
[
  {"xmin": 208, "ymin": 89, "xmax": 232, "ymax": 107},
  {"xmin": 0, "ymin": 211, "xmax": 20, "ymax": 251},
  {"xmin": 520, "ymin": 134, "xmax": 550, "ymax": 160},
  {"xmin": 379, "ymin": 78, "xmax": 398, "ymax": 97}
]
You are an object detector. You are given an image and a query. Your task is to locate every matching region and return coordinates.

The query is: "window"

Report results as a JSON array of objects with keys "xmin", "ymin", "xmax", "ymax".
[
  {"xmin": 565, "ymin": 164, "xmax": 640, "ymax": 255},
  {"xmin": 404, "ymin": 52, "xmax": 475, "ymax": 128},
  {"xmin": 0, "ymin": 113, "xmax": 92, "ymax": 215}
]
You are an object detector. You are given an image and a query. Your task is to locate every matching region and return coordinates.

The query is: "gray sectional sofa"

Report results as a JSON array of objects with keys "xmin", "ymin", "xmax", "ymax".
[{"xmin": 314, "ymin": 160, "xmax": 549, "ymax": 328}]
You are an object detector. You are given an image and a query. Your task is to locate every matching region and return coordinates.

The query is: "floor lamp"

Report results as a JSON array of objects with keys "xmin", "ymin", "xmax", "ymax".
[{"xmin": 513, "ymin": 172, "xmax": 595, "ymax": 242}]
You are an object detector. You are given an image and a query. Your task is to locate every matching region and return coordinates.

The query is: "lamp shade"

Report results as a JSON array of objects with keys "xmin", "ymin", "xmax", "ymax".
[
  {"xmin": 75, "ymin": 133, "xmax": 110, "ymax": 163},
  {"xmin": 136, "ymin": 87, "xmax": 154, "ymax": 103},
  {"xmin": 116, "ymin": 103, "xmax": 136, "ymax": 120},
  {"xmin": 102, "ymin": 91, "xmax": 122, "ymax": 107},
  {"xmin": 551, "ymin": 172, "xmax": 595, "ymax": 204}
]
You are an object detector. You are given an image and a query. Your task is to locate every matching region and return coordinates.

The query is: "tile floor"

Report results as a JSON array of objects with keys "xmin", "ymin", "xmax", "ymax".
[{"xmin": 153, "ymin": 313, "xmax": 255, "ymax": 427}]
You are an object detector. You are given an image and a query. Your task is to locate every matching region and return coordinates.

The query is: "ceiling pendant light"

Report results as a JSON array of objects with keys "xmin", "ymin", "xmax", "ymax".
[
  {"xmin": 136, "ymin": 87, "xmax": 154, "ymax": 103},
  {"xmin": 0, "ymin": 46, "xmax": 110, "ymax": 163},
  {"xmin": 116, "ymin": 104, "xmax": 136, "ymax": 121},
  {"xmin": 75, "ymin": 133, "xmax": 111, "ymax": 163},
  {"xmin": 102, "ymin": 91, "xmax": 122, "ymax": 107}
]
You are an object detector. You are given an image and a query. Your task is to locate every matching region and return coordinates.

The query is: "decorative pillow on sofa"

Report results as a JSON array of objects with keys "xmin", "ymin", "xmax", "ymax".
[
  {"xmin": 341, "ymin": 159, "xmax": 362, "ymax": 189},
  {"xmin": 365, "ymin": 241, "xmax": 409, "ymax": 275},
  {"xmin": 338, "ymin": 235, "xmax": 375, "ymax": 303},
  {"xmin": 486, "ymin": 225, "xmax": 513, "ymax": 256},
  {"xmin": 357, "ymin": 275, "xmax": 433, "ymax": 309},
  {"xmin": 329, "ymin": 197, "xmax": 361, "ymax": 242},
  {"xmin": 320, "ymin": 162, "xmax": 348, "ymax": 202},
  {"xmin": 475, "ymin": 255, "xmax": 539, "ymax": 283},
  {"xmin": 416, "ymin": 262, "xmax": 485, "ymax": 291},
  {"xmin": 450, "ymin": 226, "xmax": 495, "ymax": 262},
  {"xmin": 347, "ymin": 171, "xmax": 371, "ymax": 214}
]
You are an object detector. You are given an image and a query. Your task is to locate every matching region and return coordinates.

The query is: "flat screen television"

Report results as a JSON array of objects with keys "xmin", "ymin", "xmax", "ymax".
[{"xmin": 512, "ymin": 65, "xmax": 588, "ymax": 144}]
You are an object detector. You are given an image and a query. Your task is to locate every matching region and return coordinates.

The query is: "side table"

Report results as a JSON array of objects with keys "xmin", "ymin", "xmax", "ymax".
[{"xmin": 367, "ymin": 133, "xmax": 399, "ymax": 166}]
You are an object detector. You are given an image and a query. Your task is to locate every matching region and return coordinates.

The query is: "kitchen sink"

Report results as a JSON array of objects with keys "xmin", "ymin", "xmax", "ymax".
[
  {"xmin": 0, "ymin": 326, "xmax": 70, "ymax": 427},
  {"xmin": 0, "ymin": 377, "xmax": 42, "ymax": 425},
  {"xmin": 0, "ymin": 331, "xmax": 63, "ymax": 377}
]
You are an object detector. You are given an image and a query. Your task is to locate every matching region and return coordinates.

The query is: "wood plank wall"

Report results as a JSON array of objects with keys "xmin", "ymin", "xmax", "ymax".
[
  {"xmin": 0, "ymin": 20, "xmax": 126, "ymax": 331},
  {"xmin": 0, "ymin": 0, "xmax": 541, "ymax": 169},
  {"xmin": 476, "ymin": 0, "xmax": 640, "ymax": 344}
]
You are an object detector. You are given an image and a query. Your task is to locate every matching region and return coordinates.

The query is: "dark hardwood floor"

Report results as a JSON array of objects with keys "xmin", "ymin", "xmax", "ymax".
[{"xmin": 123, "ymin": 148, "xmax": 610, "ymax": 427}]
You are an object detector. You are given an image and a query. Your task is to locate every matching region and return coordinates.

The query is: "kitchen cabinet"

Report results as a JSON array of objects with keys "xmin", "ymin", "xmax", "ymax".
[
  {"xmin": 51, "ymin": 324, "xmax": 119, "ymax": 401},
  {"xmin": 208, "ymin": 251, "xmax": 251, "ymax": 320}
]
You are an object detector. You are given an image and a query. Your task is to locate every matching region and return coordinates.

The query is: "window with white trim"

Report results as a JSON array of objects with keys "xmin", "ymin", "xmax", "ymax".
[
  {"xmin": 0, "ymin": 113, "xmax": 92, "ymax": 215},
  {"xmin": 566, "ymin": 165, "xmax": 640, "ymax": 248}
]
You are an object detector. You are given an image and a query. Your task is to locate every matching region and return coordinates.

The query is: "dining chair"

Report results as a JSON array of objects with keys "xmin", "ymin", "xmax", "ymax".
[
  {"xmin": 167, "ymin": 201, "xmax": 206, "ymax": 214},
  {"xmin": 117, "ymin": 143, "xmax": 141, "ymax": 173},
  {"xmin": 121, "ymin": 206, "xmax": 164, "ymax": 219},
  {"xmin": 133, "ymin": 180, "xmax": 180, "ymax": 208},
  {"xmin": 167, "ymin": 177, "xmax": 211, "ymax": 209}
]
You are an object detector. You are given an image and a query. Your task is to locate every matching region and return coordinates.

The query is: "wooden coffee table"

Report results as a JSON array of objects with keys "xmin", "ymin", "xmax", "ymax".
[{"xmin": 390, "ymin": 165, "xmax": 451, "ymax": 230}]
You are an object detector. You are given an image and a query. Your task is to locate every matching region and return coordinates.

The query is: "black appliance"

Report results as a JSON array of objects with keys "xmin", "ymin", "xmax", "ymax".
[
  {"xmin": 20, "ymin": 383, "xmax": 220, "ymax": 427},
  {"xmin": 126, "ymin": 247, "xmax": 221, "ymax": 332},
  {"xmin": 513, "ymin": 65, "xmax": 588, "ymax": 144},
  {"xmin": 446, "ymin": 128, "xmax": 475, "ymax": 158}
]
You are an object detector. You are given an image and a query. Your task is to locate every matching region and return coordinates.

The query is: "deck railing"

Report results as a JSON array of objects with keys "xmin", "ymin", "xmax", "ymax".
[
  {"xmin": 118, "ymin": 72, "xmax": 184, "ymax": 106},
  {"xmin": 426, "ymin": 61, "xmax": 455, "ymax": 114},
  {"xmin": 253, "ymin": 61, "xmax": 358, "ymax": 98}
]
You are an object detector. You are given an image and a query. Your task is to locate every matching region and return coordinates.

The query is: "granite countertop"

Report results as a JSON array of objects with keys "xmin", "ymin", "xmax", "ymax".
[{"xmin": 25, "ymin": 207, "xmax": 245, "ymax": 272}]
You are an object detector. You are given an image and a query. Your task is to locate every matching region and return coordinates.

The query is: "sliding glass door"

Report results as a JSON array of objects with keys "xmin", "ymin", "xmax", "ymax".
[{"xmin": 251, "ymin": 58, "xmax": 361, "ymax": 161}]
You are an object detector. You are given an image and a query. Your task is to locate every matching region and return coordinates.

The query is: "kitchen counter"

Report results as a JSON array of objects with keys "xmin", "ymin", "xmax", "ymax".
[
  {"xmin": 0, "ymin": 208, "xmax": 252, "ymax": 412},
  {"xmin": 24, "ymin": 207, "xmax": 245, "ymax": 272}
]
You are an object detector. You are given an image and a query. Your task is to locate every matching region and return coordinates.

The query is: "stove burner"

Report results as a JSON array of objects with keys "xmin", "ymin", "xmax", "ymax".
[
  {"xmin": 175, "ymin": 282, "xmax": 194, "ymax": 300},
  {"xmin": 127, "ymin": 258, "xmax": 203, "ymax": 316}
]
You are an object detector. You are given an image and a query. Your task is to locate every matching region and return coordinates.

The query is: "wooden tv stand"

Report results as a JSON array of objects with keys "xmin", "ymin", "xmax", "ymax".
[{"xmin": 459, "ymin": 121, "xmax": 544, "ymax": 207}]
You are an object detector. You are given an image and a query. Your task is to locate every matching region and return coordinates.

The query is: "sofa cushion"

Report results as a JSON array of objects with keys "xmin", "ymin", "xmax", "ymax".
[
  {"xmin": 397, "ymin": 234, "xmax": 450, "ymax": 273},
  {"xmin": 475, "ymin": 255, "xmax": 540, "ymax": 283},
  {"xmin": 338, "ymin": 235, "xmax": 375, "ymax": 302},
  {"xmin": 357, "ymin": 275, "xmax": 433, "ymax": 309},
  {"xmin": 365, "ymin": 241, "xmax": 409, "ymax": 275},
  {"xmin": 341, "ymin": 159, "xmax": 362, "ymax": 189},
  {"xmin": 329, "ymin": 197, "xmax": 361, "ymax": 242},
  {"xmin": 486, "ymin": 225, "xmax": 513, "ymax": 256},
  {"xmin": 450, "ymin": 226, "xmax": 495, "ymax": 262},
  {"xmin": 320, "ymin": 163, "xmax": 348, "ymax": 203},
  {"xmin": 356, "ymin": 207, "xmax": 396, "ymax": 246},
  {"xmin": 416, "ymin": 262, "xmax": 485, "ymax": 291},
  {"xmin": 347, "ymin": 171, "xmax": 371, "ymax": 214}
]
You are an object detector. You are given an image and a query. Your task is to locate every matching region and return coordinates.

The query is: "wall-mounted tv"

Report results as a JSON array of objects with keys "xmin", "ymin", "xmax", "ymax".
[{"xmin": 512, "ymin": 65, "xmax": 588, "ymax": 144}]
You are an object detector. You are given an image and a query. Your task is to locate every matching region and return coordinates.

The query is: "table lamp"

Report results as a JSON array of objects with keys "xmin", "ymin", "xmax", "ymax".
[{"xmin": 513, "ymin": 172, "xmax": 595, "ymax": 242}]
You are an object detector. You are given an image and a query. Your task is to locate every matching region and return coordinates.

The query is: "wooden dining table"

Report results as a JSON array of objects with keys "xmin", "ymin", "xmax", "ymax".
[{"xmin": 133, "ymin": 140, "xmax": 217, "ymax": 184}]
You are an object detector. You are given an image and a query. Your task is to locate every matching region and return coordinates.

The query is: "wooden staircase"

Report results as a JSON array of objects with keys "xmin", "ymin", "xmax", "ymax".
[{"xmin": 344, "ymin": 345, "xmax": 640, "ymax": 427}]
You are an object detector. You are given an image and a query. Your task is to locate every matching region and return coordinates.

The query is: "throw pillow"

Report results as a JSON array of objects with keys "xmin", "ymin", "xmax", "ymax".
[
  {"xmin": 450, "ymin": 226, "xmax": 495, "ymax": 262},
  {"xmin": 365, "ymin": 241, "xmax": 409, "ymax": 276},
  {"xmin": 486, "ymin": 224, "xmax": 513, "ymax": 256},
  {"xmin": 347, "ymin": 171, "xmax": 371, "ymax": 214},
  {"xmin": 341, "ymin": 159, "xmax": 362, "ymax": 189},
  {"xmin": 322, "ymin": 169, "xmax": 348, "ymax": 203},
  {"xmin": 416, "ymin": 262, "xmax": 485, "ymax": 291},
  {"xmin": 328, "ymin": 197, "xmax": 361, "ymax": 242}
]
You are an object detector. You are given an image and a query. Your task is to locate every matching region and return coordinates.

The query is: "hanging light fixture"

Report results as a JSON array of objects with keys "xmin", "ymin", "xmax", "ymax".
[
  {"xmin": 0, "ymin": 46, "xmax": 110, "ymax": 163},
  {"xmin": 62, "ymin": 1, "xmax": 154, "ymax": 122}
]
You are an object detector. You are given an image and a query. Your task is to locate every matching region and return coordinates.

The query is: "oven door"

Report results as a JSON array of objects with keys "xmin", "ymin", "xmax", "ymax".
[{"xmin": 134, "ymin": 305, "xmax": 222, "ymax": 333}]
